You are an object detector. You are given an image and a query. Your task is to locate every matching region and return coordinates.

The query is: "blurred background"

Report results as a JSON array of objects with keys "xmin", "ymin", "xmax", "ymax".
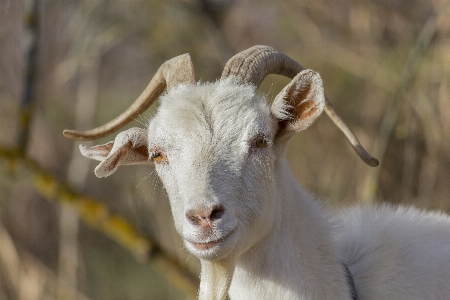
[{"xmin": 0, "ymin": 0, "xmax": 449, "ymax": 299}]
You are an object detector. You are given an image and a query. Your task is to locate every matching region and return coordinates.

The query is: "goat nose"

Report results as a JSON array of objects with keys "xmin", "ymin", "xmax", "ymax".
[{"xmin": 186, "ymin": 205, "xmax": 225, "ymax": 228}]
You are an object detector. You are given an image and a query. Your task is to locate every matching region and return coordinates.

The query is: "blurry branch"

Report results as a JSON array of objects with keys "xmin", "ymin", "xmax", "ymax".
[
  {"xmin": 54, "ymin": 5, "xmax": 127, "ymax": 85},
  {"xmin": 197, "ymin": 0, "xmax": 232, "ymax": 28},
  {"xmin": 0, "ymin": 147, "xmax": 151, "ymax": 259},
  {"xmin": 17, "ymin": 0, "xmax": 40, "ymax": 153},
  {"xmin": 56, "ymin": 1, "xmax": 127, "ymax": 297},
  {"xmin": 0, "ymin": 220, "xmax": 90, "ymax": 300},
  {"xmin": 412, "ymin": 92, "xmax": 441, "ymax": 206},
  {"xmin": 362, "ymin": 16, "xmax": 438, "ymax": 201},
  {"xmin": 279, "ymin": 2, "xmax": 395, "ymax": 92},
  {"xmin": 0, "ymin": 147, "xmax": 199, "ymax": 299},
  {"xmin": 186, "ymin": 0, "xmax": 235, "ymax": 65}
]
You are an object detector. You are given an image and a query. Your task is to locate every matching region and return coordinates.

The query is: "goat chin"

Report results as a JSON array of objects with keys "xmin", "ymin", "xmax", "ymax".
[{"xmin": 67, "ymin": 46, "xmax": 450, "ymax": 300}]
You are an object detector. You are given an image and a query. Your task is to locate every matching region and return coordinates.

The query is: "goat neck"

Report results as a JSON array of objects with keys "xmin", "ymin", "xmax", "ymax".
[{"xmin": 228, "ymin": 156, "xmax": 353, "ymax": 299}]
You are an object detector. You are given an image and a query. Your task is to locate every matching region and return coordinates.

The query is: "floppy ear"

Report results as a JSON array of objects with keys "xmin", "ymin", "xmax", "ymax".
[
  {"xmin": 79, "ymin": 127, "xmax": 150, "ymax": 178},
  {"xmin": 271, "ymin": 69, "xmax": 325, "ymax": 139}
]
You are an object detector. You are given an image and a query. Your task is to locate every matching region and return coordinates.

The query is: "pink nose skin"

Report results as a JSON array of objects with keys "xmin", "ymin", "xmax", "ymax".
[{"xmin": 186, "ymin": 205, "xmax": 225, "ymax": 229}]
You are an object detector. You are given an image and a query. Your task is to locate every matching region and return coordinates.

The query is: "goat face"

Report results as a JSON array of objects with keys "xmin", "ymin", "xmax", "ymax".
[
  {"xmin": 72, "ymin": 69, "xmax": 328, "ymax": 261},
  {"xmin": 66, "ymin": 46, "xmax": 376, "ymax": 262},
  {"xmin": 148, "ymin": 79, "xmax": 278, "ymax": 260}
]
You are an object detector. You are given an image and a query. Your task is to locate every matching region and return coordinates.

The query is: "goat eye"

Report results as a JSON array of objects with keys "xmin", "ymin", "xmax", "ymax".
[
  {"xmin": 153, "ymin": 152, "xmax": 168, "ymax": 163},
  {"xmin": 150, "ymin": 147, "xmax": 168, "ymax": 163},
  {"xmin": 254, "ymin": 137, "xmax": 269, "ymax": 148}
]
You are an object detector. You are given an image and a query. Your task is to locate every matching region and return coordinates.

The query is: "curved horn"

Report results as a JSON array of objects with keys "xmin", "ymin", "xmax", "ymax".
[
  {"xmin": 63, "ymin": 54, "xmax": 196, "ymax": 141},
  {"xmin": 221, "ymin": 45, "xmax": 378, "ymax": 167}
]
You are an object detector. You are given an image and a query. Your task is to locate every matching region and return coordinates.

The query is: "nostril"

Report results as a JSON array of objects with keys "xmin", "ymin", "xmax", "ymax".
[{"xmin": 210, "ymin": 206, "xmax": 225, "ymax": 221}]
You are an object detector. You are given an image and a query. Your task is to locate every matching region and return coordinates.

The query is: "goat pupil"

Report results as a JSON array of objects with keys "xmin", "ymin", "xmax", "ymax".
[{"xmin": 256, "ymin": 138, "xmax": 268, "ymax": 148}]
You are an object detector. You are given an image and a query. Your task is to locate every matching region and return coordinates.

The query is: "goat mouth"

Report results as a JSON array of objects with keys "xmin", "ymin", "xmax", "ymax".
[
  {"xmin": 187, "ymin": 229, "xmax": 236, "ymax": 251},
  {"xmin": 192, "ymin": 240, "xmax": 221, "ymax": 250}
]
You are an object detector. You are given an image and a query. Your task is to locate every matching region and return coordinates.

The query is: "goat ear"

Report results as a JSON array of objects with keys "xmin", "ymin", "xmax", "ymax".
[
  {"xmin": 79, "ymin": 127, "xmax": 149, "ymax": 178},
  {"xmin": 271, "ymin": 70, "xmax": 325, "ymax": 138}
]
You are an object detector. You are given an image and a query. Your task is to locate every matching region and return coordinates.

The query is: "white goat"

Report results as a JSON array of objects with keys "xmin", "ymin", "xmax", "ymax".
[{"xmin": 64, "ymin": 46, "xmax": 450, "ymax": 300}]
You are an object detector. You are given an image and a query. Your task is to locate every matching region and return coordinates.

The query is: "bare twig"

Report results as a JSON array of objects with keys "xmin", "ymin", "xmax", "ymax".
[
  {"xmin": 17, "ymin": 0, "xmax": 40, "ymax": 153},
  {"xmin": 361, "ymin": 16, "xmax": 438, "ymax": 201},
  {"xmin": 0, "ymin": 220, "xmax": 91, "ymax": 300}
]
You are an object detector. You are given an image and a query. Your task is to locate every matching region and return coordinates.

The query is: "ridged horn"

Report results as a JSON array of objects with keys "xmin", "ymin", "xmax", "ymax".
[
  {"xmin": 63, "ymin": 54, "xmax": 196, "ymax": 141},
  {"xmin": 221, "ymin": 45, "xmax": 378, "ymax": 167}
]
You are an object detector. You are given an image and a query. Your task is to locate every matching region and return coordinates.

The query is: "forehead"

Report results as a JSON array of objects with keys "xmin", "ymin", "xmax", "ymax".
[{"xmin": 150, "ymin": 79, "xmax": 272, "ymax": 142}]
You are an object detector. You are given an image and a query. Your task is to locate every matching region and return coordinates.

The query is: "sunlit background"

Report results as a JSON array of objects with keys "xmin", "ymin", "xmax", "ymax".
[{"xmin": 1, "ymin": 0, "xmax": 449, "ymax": 299}]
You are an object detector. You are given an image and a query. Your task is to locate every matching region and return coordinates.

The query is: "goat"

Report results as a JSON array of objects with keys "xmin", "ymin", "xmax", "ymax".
[{"xmin": 64, "ymin": 46, "xmax": 450, "ymax": 300}]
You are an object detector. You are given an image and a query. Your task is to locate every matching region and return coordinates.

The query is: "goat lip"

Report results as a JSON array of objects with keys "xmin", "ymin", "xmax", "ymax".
[
  {"xmin": 191, "ymin": 240, "xmax": 220, "ymax": 250},
  {"xmin": 187, "ymin": 229, "xmax": 236, "ymax": 251}
]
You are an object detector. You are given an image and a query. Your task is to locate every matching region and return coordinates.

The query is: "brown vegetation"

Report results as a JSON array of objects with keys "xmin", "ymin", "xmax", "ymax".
[{"xmin": 0, "ymin": 0, "xmax": 449, "ymax": 298}]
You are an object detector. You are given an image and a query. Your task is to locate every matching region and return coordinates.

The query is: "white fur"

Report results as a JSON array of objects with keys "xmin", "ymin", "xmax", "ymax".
[
  {"xmin": 85, "ymin": 78, "xmax": 450, "ymax": 299},
  {"xmin": 336, "ymin": 204, "xmax": 450, "ymax": 299}
]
